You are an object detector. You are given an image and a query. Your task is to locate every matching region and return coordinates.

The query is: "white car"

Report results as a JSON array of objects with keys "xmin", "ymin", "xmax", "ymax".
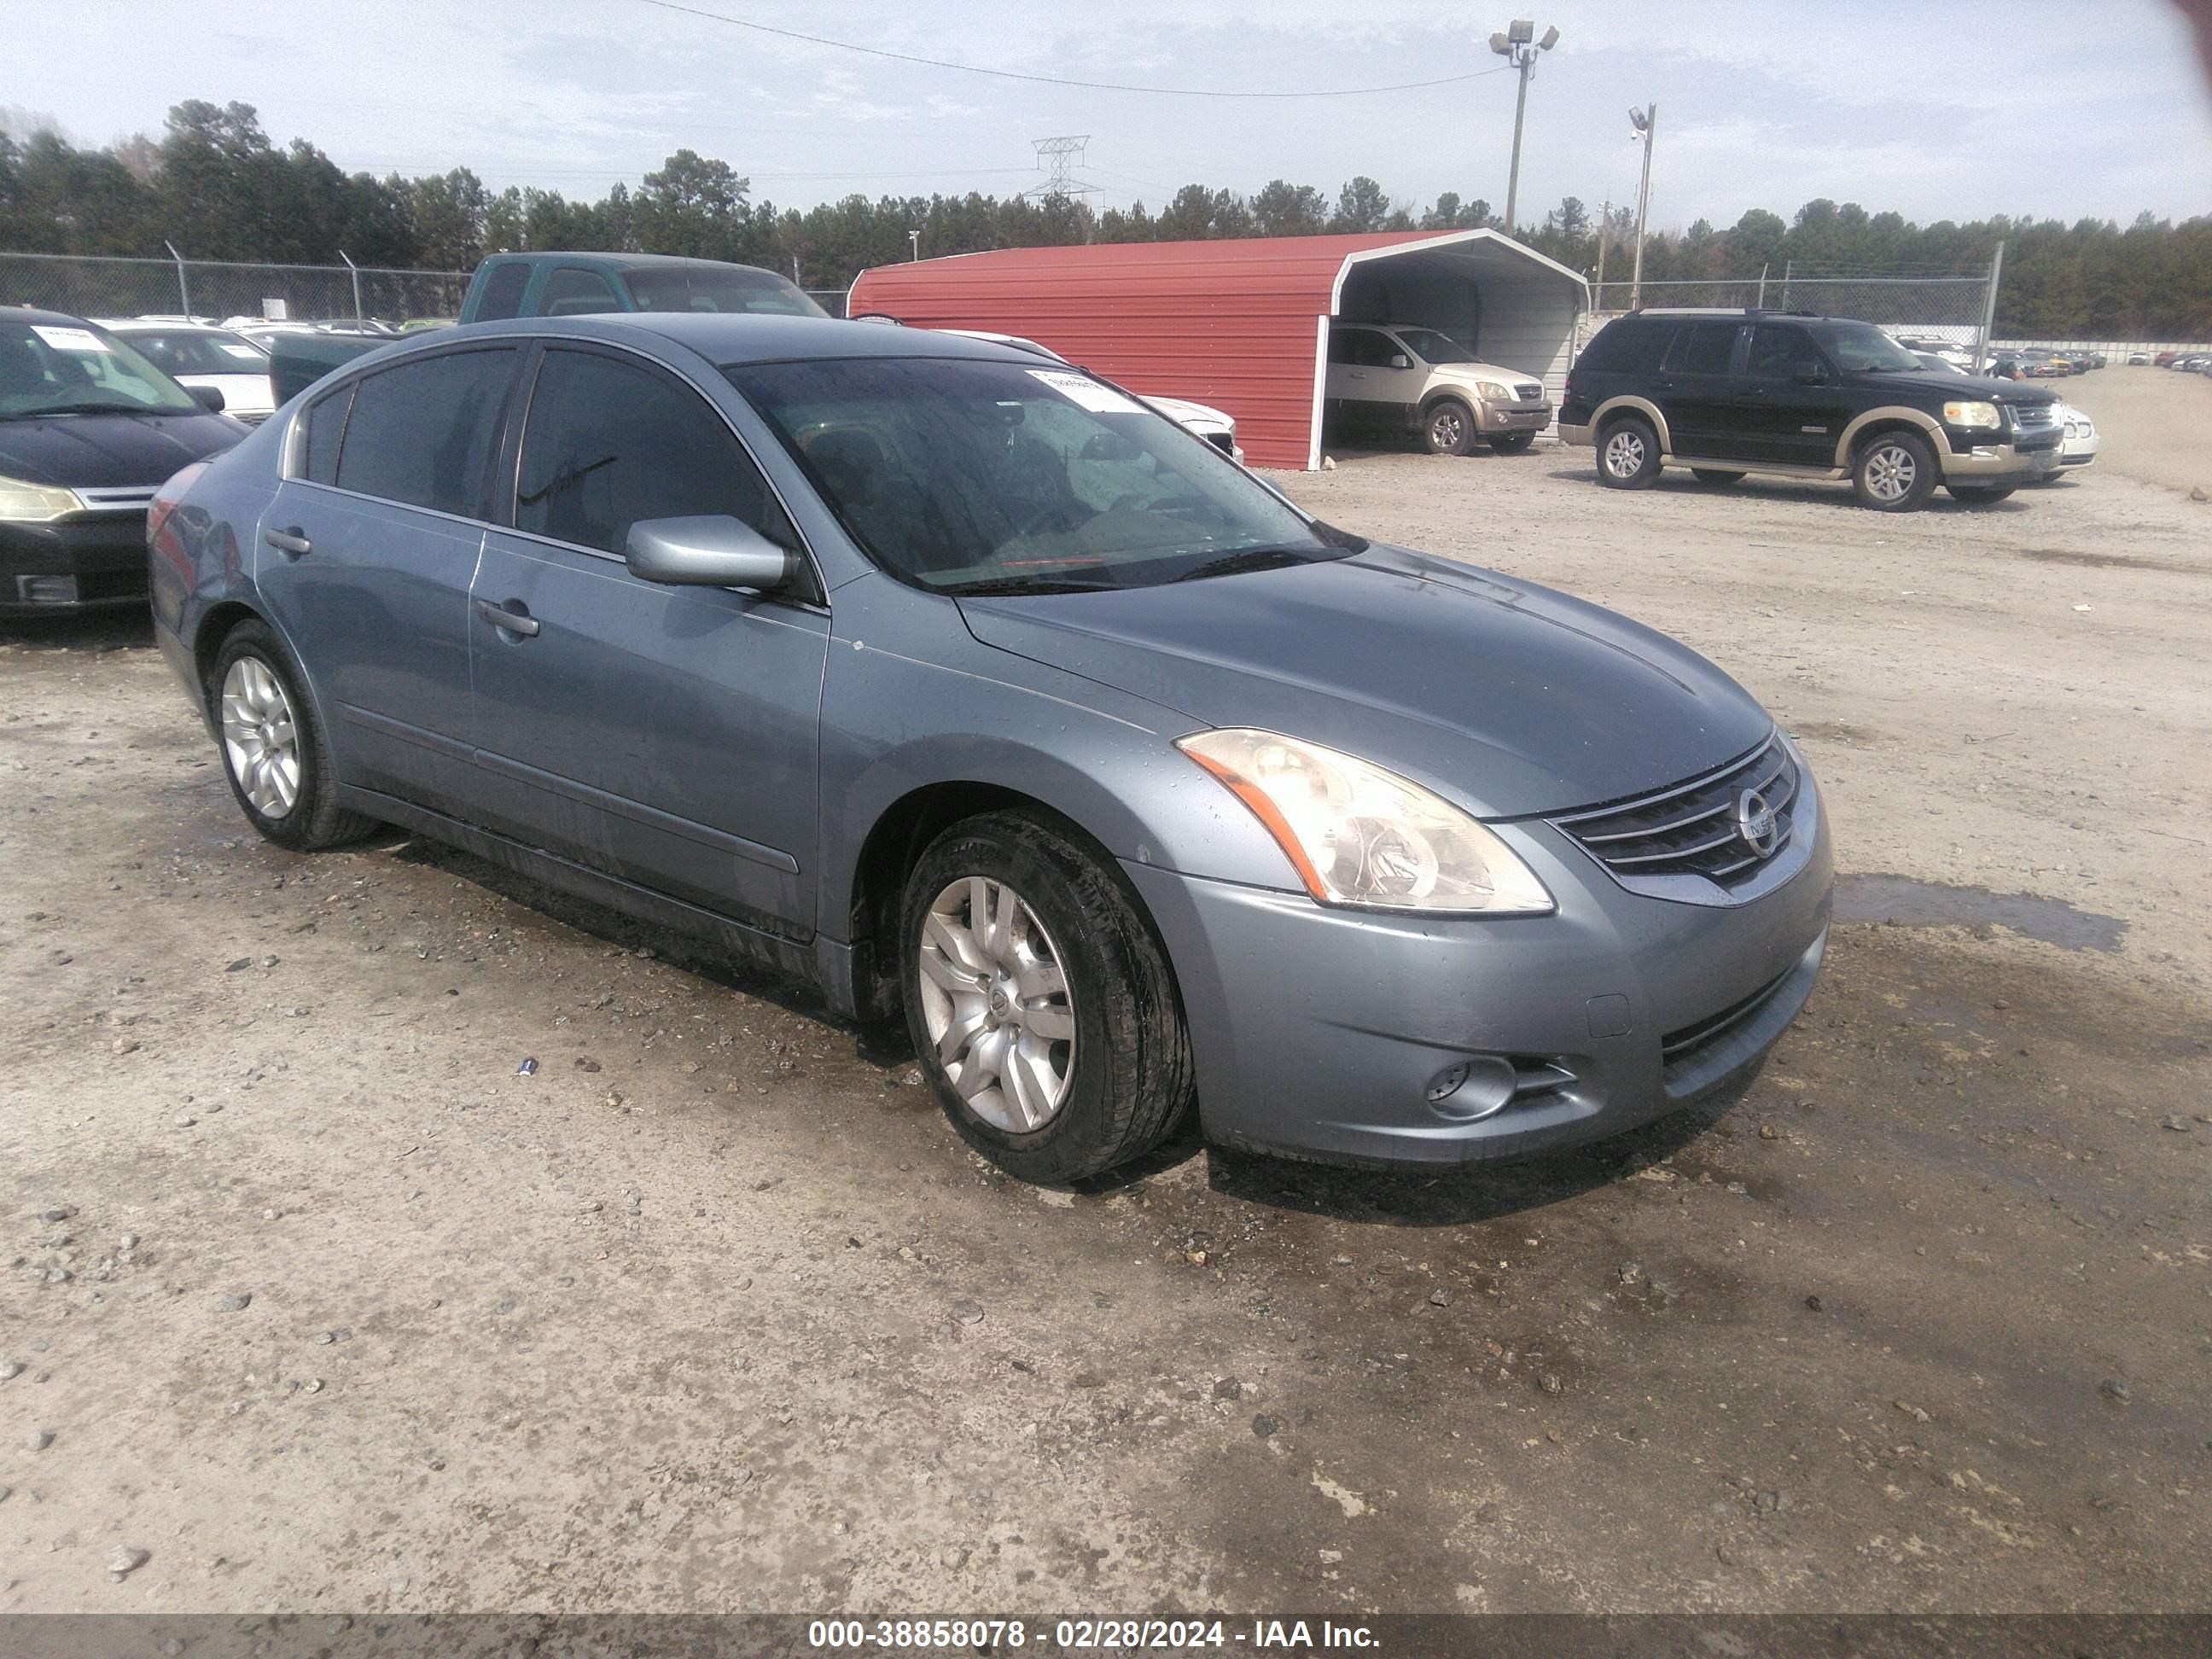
[
  {"xmin": 96, "ymin": 319, "xmax": 276, "ymax": 425},
  {"xmin": 2049, "ymin": 402, "xmax": 2099, "ymax": 474},
  {"xmin": 1324, "ymin": 323, "xmax": 1551, "ymax": 456},
  {"xmin": 927, "ymin": 328, "xmax": 1244, "ymax": 464}
]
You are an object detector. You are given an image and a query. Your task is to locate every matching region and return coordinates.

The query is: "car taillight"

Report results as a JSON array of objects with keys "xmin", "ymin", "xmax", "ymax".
[{"xmin": 146, "ymin": 461, "xmax": 209, "ymax": 550}]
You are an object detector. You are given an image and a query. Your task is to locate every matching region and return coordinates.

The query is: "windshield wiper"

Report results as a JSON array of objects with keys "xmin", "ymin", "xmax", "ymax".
[
  {"xmin": 0, "ymin": 402, "xmax": 155, "ymax": 420},
  {"xmin": 1171, "ymin": 546, "xmax": 1321, "ymax": 583},
  {"xmin": 947, "ymin": 573, "xmax": 1121, "ymax": 597}
]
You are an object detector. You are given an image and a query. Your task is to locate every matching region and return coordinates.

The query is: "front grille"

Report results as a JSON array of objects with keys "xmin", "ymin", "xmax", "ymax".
[
  {"xmin": 1551, "ymin": 736, "xmax": 1799, "ymax": 888},
  {"xmin": 1514, "ymin": 382, "xmax": 1545, "ymax": 401},
  {"xmin": 2009, "ymin": 403, "xmax": 2056, "ymax": 430}
]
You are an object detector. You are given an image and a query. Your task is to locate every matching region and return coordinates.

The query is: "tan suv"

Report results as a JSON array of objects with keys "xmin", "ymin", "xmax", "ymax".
[{"xmin": 1324, "ymin": 323, "xmax": 1553, "ymax": 456}]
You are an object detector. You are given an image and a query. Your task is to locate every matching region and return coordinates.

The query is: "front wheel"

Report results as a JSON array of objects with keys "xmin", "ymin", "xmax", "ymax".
[
  {"xmin": 901, "ymin": 811, "xmax": 1194, "ymax": 1184},
  {"xmin": 1488, "ymin": 429, "xmax": 1535, "ymax": 455},
  {"xmin": 1597, "ymin": 416, "xmax": 1662, "ymax": 488},
  {"xmin": 1947, "ymin": 482, "xmax": 2017, "ymax": 505},
  {"xmin": 1423, "ymin": 399, "xmax": 1475, "ymax": 456},
  {"xmin": 208, "ymin": 621, "xmax": 379, "ymax": 851},
  {"xmin": 1851, "ymin": 429, "xmax": 1939, "ymax": 511}
]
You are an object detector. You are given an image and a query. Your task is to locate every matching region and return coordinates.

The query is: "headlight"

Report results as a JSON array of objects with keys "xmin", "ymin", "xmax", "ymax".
[
  {"xmin": 1471, "ymin": 381, "xmax": 1511, "ymax": 402},
  {"xmin": 1177, "ymin": 728, "xmax": 1554, "ymax": 915},
  {"xmin": 1941, "ymin": 401, "xmax": 2001, "ymax": 429},
  {"xmin": 0, "ymin": 474, "xmax": 84, "ymax": 522}
]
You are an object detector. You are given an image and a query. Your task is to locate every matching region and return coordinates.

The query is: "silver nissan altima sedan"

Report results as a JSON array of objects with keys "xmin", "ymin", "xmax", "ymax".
[{"xmin": 148, "ymin": 313, "xmax": 1831, "ymax": 1184}]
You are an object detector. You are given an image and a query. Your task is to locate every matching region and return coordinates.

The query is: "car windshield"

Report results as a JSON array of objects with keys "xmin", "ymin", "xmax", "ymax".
[
  {"xmin": 115, "ymin": 328, "xmax": 269, "ymax": 377},
  {"xmin": 0, "ymin": 318, "xmax": 201, "ymax": 417},
  {"xmin": 1393, "ymin": 328, "xmax": 1480, "ymax": 364},
  {"xmin": 725, "ymin": 355, "xmax": 1355, "ymax": 594},
  {"xmin": 1821, "ymin": 323, "xmax": 1924, "ymax": 373},
  {"xmin": 625, "ymin": 266, "xmax": 827, "ymax": 317},
  {"xmin": 1913, "ymin": 352, "xmax": 1967, "ymax": 375}
]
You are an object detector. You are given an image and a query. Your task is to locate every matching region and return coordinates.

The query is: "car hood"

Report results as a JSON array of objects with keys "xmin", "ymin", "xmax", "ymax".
[
  {"xmin": 0, "ymin": 410, "xmax": 245, "ymax": 487},
  {"xmin": 1429, "ymin": 361, "xmax": 1538, "ymax": 389},
  {"xmin": 1140, "ymin": 394, "xmax": 1232, "ymax": 432},
  {"xmin": 1867, "ymin": 370, "xmax": 2056, "ymax": 405},
  {"xmin": 958, "ymin": 545, "xmax": 1773, "ymax": 818}
]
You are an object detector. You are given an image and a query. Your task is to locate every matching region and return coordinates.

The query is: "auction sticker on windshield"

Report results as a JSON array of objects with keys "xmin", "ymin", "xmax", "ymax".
[
  {"xmin": 221, "ymin": 343, "xmax": 265, "ymax": 360},
  {"xmin": 1028, "ymin": 368, "xmax": 1143, "ymax": 415},
  {"xmin": 32, "ymin": 325, "xmax": 112, "ymax": 352}
]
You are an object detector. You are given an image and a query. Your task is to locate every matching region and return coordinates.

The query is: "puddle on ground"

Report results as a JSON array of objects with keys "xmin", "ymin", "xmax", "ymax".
[{"xmin": 1834, "ymin": 872, "xmax": 2126, "ymax": 952}]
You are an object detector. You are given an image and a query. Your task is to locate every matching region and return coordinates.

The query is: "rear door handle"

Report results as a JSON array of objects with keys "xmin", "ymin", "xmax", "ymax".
[
  {"xmin": 474, "ymin": 598, "xmax": 540, "ymax": 637},
  {"xmin": 263, "ymin": 526, "xmax": 311, "ymax": 556}
]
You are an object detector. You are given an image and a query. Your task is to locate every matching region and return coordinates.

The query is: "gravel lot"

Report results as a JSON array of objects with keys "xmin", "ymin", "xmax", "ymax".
[{"xmin": 3, "ymin": 398, "xmax": 2208, "ymax": 1616}]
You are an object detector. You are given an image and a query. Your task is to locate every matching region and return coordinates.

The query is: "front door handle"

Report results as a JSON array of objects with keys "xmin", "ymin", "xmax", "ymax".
[
  {"xmin": 263, "ymin": 526, "xmax": 311, "ymax": 556},
  {"xmin": 474, "ymin": 598, "xmax": 540, "ymax": 637}
]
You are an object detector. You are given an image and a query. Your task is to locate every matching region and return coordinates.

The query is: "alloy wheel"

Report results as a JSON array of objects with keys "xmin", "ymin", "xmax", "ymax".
[
  {"xmin": 1429, "ymin": 407, "xmax": 1465, "ymax": 451},
  {"xmin": 917, "ymin": 876, "xmax": 1077, "ymax": 1133},
  {"xmin": 1604, "ymin": 428, "xmax": 1645, "ymax": 477},
  {"xmin": 220, "ymin": 656, "xmax": 301, "ymax": 819},
  {"xmin": 1865, "ymin": 441, "xmax": 1917, "ymax": 503}
]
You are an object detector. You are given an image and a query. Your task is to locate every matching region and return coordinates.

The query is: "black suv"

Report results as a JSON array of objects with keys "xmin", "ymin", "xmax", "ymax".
[{"xmin": 1560, "ymin": 310, "xmax": 2063, "ymax": 510}]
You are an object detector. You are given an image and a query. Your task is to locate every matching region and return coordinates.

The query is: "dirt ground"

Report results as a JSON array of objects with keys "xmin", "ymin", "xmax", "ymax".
[
  {"xmin": 3, "ymin": 428, "xmax": 2209, "ymax": 1620},
  {"xmin": 2052, "ymin": 364, "xmax": 2212, "ymax": 497}
]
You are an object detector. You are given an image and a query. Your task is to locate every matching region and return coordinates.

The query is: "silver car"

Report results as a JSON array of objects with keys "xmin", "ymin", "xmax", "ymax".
[{"xmin": 148, "ymin": 315, "xmax": 1831, "ymax": 1183}]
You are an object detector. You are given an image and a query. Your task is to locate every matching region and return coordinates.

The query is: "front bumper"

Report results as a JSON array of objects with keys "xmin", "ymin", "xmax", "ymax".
[
  {"xmin": 1122, "ymin": 771, "xmax": 1834, "ymax": 1167},
  {"xmin": 1477, "ymin": 400, "xmax": 1553, "ymax": 434},
  {"xmin": 1938, "ymin": 433, "xmax": 2062, "ymax": 481},
  {"xmin": 0, "ymin": 514, "xmax": 152, "ymax": 616}
]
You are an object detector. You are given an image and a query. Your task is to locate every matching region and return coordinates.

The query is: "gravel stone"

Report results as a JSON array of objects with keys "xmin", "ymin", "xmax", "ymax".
[
  {"xmin": 27, "ymin": 1429, "xmax": 54, "ymax": 1451},
  {"xmin": 107, "ymin": 1546, "xmax": 150, "ymax": 1579},
  {"xmin": 2100, "ymin": 1377, "xmax": 2132, "ymax": 1402},
  {"xmin": 214, "ymin": 1292, "xmax": 252, "ymax": 1313},
  {"xmin": 951, "ymin": 1298, "xmax": 985, "ymax": 1325},
  {"xmin": 1, "ymin": 1360, "xmax": 23, "ymax": 1380},
  {"xmin": 1251, "ymin": 1413, "xmax": 1279, "ymax": 1438}
]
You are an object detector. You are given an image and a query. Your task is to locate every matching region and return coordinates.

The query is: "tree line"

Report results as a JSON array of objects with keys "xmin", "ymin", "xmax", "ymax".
[{"xmin": 4, "ymin": 100, "xmax": 2208, "ymax": 337}]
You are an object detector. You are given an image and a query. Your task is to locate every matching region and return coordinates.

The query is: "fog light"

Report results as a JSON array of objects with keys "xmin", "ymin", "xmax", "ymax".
[
  {"xmin": 1425, "ymin": 1055, "xmax": 1518, "ymax": 1121},
  {"xmin": 15, "ymin": 574, "xmax": 79, "ymax": 604}
]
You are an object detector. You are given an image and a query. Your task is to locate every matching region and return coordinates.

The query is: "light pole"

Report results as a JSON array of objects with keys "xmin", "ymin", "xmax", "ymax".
[
  {"xmin": 1627, "ymin": 103, "xmax": 1657, "ymax": 311},
  {"xmin": 907, "ymin": 228, "xmax": 921, "ymax": 261},
  {"xmin": 1489, "ymin": 20, "xmax": 1559, "ymax": 236}
]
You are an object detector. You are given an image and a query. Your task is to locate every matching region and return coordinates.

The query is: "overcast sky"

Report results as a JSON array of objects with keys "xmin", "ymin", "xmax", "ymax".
[{"xmin": 8, "ymin": 0, "xmax": 2210, "ymax": 231}]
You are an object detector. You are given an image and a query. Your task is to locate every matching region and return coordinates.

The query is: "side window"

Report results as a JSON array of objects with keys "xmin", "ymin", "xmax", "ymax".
[
  {"xmin": 1747, "ymin": 324, "xmax": 1821, "ymax": 381},
  {"xmin": 335, "ymin": 347, "xmax": 517, "ymax": 519},
  {"xmin": 1666, "ymin": 322, "xmax": 1741, "ymax": 376},
  {"xmin": 1580, "ymin": 320, "xmax": 1665, "ymax": 375},
  {"xmin": 538, "ymin": 268, "xmax": 621, "ymax": 317},
  {"xmin": 473, "ymin": 263, "xmax": 531, "ymax": 322},
  {"xmin": 301, "ymin": 382, "xmax": 352, "ymax": 486},
  {"xmin": 515, "ymin": 347, "xmax": 795, "ymax": 559},
  {"xmin": 1328, "ymin": 330, "xmax": 1361, "ymax": 365}
]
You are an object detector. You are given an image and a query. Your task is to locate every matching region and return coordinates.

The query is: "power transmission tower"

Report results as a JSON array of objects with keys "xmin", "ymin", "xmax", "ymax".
[{"xmin": 1022, "ymin": 135, "xmax": 1095, "ymax": 207}]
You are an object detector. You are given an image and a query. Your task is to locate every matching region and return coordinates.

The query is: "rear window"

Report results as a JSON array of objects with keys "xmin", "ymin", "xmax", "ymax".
[
  {"xmin": 334, "ymin": 346, "xmax": 517, "ymax": 519},
  {"xmin": 622, "ymin": 265, "xmax": 826, "ymax": 317},
  {"xmin": 471, "ymin": 263, "xmax": 531, "ymax": 322},
  {"xmin": 1577, "ymin": 319, "xmax": 1668, "ymax": 375}
]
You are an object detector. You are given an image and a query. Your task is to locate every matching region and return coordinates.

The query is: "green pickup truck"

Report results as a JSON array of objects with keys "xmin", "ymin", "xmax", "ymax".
[{"xmin": 267, "ymin": 252, "xmax": 826, "ymax": 403}]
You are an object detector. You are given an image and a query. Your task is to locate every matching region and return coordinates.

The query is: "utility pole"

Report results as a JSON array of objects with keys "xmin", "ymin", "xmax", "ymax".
[
  {"xmin": 1976, "ymin": 240, "xmax": 2005, "ymax": 372},
  {"xmin": 1594, "ymin": 197, "xmax": 1610, "ymax": 310},
  {"xmin": 1489, "ymin": 20, "xmax": 1560, "ymax": 236},
  {"xmin": 1627, "ymin": 104, "xmax": 1656, "ymax": 311}
]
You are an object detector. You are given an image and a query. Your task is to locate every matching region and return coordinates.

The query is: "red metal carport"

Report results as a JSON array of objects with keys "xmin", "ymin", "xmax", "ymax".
[{"xmin": 847, "ymin": 230, "xmax": 1588, "ymax": 470}]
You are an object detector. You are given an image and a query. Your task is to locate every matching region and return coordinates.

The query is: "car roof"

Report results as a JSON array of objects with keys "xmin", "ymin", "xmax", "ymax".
[
  {"xmin": 458, "ymin": 311, "xmax": 1058, "ymax": 368},
  {"xmin": 1630, "ymin": 307, "xmax": 1838, "ymax": 321},
  {"xmin": 95, "ymin": 318, "xmax": 230, "ymax": 333},
  {"xmin": 1, "ymin": 304, "xmax": 102, "ymax": 328},
  {"xmin": 480, "ymin": 250, "xmax": 785, "ymax": 276}
]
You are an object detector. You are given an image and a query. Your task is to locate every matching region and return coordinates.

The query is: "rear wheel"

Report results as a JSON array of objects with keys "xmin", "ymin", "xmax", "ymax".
[
  {"xmin": 1488, "ymin": 429, "xmax": 1535, "ymax": 455},
  {"xmin": 1851, "ymin": 428, "xmax": 1939, "ymax": 512},
  {"xmin": 1691, "ymin": 468, "xmax": 1746, "ymax": 486},
  {"xmin": 1947, "ymin": 482, "xmax": 2017, "ymax": 505},
  {"xmin": 208, "ymin": 620, "xmax": 378, "ymax": 851},
  {"xmin": 1423, "ymin": 399, "xmax": 1475, "ymax": 456},
  {"xmin": 1597, "ymin": 415, "xmax": 1662, "ymax": 488},
  {"xmin": 900, "ymin": 811, "xmax": 1193, "ymax": 1184}
]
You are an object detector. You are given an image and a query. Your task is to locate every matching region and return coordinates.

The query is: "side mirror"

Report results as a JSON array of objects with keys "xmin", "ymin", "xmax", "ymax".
[
  {"xmin": 1388, "ymin": 353, "xmax": 1412, "ymax": 370},
  {"xmin": 1791, "ymin": 362, "xmax": 1825, "ymax": 386},
  {"xmin": 190, "ymin": 384, "xmax": 227, "ymax": 413},
  {"xmin": 625, "ymin": 515, "xmax": 797, "ymax": 591}
]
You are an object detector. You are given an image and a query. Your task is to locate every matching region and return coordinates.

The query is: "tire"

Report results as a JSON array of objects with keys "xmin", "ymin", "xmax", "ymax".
[
  {"xmin": 1850, "ymin": 428, "xmax": 1939, "ymax": 512},
  {"xmin": 1488, "ymin": 429, "xmax": 1535, "ymax": 456},
  {"xmin": 1691, "ymin": 468, "xmax": 1746, "ymax": 486},
  {"xmin": 207, "ymin": 620, "xmax": 378, "ymax": 851},
  {"xmin": 1947, "ymin": 482, "xmax": 2017, "ymax": 505},
  {"xmin": 1596, "ymin": 415, "xmax": 1662, "ymax": 488},
  {"xmin": 900, "ymin": 811, "xmax": 1194, "ymax": 1184},
  {"xmin": 1423, "ymin": 399, "xmax": 1475, "ymax": 456}
]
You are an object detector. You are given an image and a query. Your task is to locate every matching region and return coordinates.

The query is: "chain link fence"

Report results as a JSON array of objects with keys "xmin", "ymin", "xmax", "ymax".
[{"xmin": 0, "ymin": 252, "xmax": 470, "ymax": 324}]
